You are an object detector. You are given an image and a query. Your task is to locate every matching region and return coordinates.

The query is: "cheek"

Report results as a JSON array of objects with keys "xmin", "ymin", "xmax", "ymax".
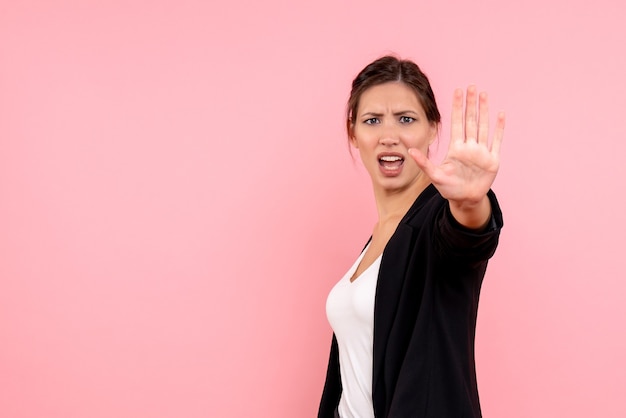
[
  {"xmin": 354, "ymin": 132, "xmax": 378, "ymax": 150},
  {"xmin": 401, "ymin": 133, "xmax": 430, "ymax": 149}
]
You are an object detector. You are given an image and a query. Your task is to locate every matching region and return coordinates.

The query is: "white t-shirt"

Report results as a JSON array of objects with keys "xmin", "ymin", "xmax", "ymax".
[{"xmin": 326, "ymin": 245, "xmax": 381, "ymax": 418}]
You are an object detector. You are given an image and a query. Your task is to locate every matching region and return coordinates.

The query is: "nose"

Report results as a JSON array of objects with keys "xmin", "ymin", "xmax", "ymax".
[
  {"xmin": 379, "ymin": 125, "xmax": 400, "ymax": 146},
  {"xmin": 380, "ymin": 136, "xmax": 400, "ymax": 146}
]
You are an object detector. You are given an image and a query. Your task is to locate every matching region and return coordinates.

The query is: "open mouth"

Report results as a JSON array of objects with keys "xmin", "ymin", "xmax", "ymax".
[{"xmin": 379, "ymin": 155, "xmax": 404, "ymax": 170}]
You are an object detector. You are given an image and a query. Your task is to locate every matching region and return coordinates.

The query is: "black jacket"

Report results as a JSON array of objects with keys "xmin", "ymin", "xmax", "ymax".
[{"xmin": 318, "ymin": 185, "xmax": 503, "ymax": 417}]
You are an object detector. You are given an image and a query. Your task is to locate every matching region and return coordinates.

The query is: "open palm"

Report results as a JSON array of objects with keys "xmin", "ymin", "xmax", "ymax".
[{"xmin": 409, "ymin": 86, "xmax": 505, "ymax": 204}]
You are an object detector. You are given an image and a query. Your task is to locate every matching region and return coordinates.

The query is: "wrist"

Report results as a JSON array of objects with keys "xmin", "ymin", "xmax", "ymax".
[
  {"xmin": 448, "ymin": 195, "xmax": 491, "ymax": 230},
  {"xmin": 448, "ymin": 194, "xmax": 488, "ymax": 211}
]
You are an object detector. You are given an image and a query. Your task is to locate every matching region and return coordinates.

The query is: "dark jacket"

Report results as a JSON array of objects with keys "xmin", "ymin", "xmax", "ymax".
[{"xmin": 318, "ymin": 185, "xmax": 503, "ymax": 417}]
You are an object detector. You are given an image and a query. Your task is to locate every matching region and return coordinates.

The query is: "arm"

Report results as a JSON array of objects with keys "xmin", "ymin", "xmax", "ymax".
[
  {"xmin": 409, "ymin": 86, "xmax": 505, "ymax": 230},
  {"xmin": 448, "ymin": 195, "xmax": 492, "ymax": 230}
]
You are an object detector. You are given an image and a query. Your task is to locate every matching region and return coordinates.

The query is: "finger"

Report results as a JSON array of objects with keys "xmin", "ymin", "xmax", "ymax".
[
  {"xmin": 450, "ymin": 88, "xmax": 464, "ymax": 145},
  {"xmin": 478, "ymin": 91, "xmax": 489, "ymax": 146},
  {"xmin": 465, "ymin": 85, "xmax": 478, "ymax": 143},
  {"xmin": 490, "ymin": 111, "xmax": 506, "ymax": 156},
  {"xmin": 408, "ymin": 147, "xmax": 439, "ymax": 181}
]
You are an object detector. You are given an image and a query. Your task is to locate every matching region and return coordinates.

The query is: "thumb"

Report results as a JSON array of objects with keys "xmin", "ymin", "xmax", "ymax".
[{"xmin": 408, "ymin": 148, "xmax": 437, "ymax": 180}]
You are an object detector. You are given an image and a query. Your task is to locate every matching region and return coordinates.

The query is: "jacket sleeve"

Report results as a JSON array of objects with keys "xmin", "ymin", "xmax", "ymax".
[{"xmin": 433, "ymin": 189, "xmax": 504, "ymax": 265}]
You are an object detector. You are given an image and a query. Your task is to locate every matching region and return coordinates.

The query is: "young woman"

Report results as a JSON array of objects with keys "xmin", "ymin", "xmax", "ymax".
[{"xmin": 319, "ymin": 56, "xmax": 505, "ymax": 417}]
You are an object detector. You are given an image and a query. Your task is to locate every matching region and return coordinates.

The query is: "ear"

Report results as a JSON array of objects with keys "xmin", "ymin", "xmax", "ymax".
[{"xmin": 348, "ymin": 120, "xmax": 358, "ymax": 148}]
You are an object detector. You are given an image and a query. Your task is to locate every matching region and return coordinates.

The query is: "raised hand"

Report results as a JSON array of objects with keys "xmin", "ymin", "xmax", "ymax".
[{"xmin": 409, "ymin": 85, "xmax": 505, "ymax": 205}]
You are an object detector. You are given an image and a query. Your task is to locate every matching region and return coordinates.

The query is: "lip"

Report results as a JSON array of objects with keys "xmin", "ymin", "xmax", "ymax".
[
  {"xmin": 377, "ymin": 152, "xmax": 405, "ymax": 177},
  {"xmin": 377, "ymin": 152, "xmax": 405, "ymax": 160}
]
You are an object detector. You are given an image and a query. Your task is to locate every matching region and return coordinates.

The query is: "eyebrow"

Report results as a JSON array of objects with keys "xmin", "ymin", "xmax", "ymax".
[{"xmin": 360, "ymin": 110, "xmax": 419, "ymax": 118}]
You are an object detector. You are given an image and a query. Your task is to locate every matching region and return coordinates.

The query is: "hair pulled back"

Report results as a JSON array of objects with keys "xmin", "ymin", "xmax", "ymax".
[{"xmin": 347, "ymin": 56, "xmax": 441, "ymax": 139}]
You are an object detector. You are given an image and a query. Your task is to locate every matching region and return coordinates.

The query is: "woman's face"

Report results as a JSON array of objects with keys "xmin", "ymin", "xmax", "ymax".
[{"xmin": 351, "ymin": 82, "xmax": 437, "ymax": 193}]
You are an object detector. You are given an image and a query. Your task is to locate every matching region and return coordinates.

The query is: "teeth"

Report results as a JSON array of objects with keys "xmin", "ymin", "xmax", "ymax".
[{"xmin": 380, "ymin": 155, "xmax": 402, "ymax": 162}]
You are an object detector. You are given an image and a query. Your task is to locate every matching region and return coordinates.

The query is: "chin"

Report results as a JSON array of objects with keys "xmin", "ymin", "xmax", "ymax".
[
  {"xmin": 377, "ymin": 179, "xmax": 411, "ymax": 193},
  {"xmin": 376, "ymin": 173, "xmax": 422, "ymax": 193}
]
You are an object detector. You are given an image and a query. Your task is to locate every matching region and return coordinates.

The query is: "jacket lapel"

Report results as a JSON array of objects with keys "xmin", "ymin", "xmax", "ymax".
[
  {"xmin": 372, "ymin": 222, "xmax": 415, "ymax": 400},
  {"xmin": 371, "ymin": 184, "xmax": 438, "ymax": 407}
]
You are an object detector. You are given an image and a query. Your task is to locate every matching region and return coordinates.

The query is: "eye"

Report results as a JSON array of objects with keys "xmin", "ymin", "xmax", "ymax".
[
  {"xmin": 399, "ymin": 116, "xmax": 415, "ymax": 124},
  {"xmin": 364, "ymin": 118, "xmax": 380, "ymax": 125}
]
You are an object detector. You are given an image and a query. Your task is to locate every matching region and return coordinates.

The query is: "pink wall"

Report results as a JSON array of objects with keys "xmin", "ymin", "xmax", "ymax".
[{"xmin": 1, "ymin": 0, "xmax": 625, "ymax": 416}]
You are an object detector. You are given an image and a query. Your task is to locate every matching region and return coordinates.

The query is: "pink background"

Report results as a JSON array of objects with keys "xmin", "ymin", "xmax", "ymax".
[{"xmin": 1, "ymin": 0, "xmax": 625, "ymax": 416}]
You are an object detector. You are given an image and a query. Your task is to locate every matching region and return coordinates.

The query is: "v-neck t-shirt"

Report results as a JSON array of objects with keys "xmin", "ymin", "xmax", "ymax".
[{"xmin": 326, "ymin": 244, "xmax": 382, "ymax": 418}]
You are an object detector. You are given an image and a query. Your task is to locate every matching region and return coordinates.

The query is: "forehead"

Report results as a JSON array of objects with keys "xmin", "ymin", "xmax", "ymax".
[{"xmin": 358, "ymin": 82, "xmax": 425, "ymax": 114}]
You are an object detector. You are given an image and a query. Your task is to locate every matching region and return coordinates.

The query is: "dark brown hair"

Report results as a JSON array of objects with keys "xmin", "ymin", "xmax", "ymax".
[{"xmin": 346, "ymin": 55, "xmax": 441, "ymax": 138}]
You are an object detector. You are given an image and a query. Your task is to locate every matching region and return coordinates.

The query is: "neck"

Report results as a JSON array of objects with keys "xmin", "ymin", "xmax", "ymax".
[{"xmin": 373, "ymin": 175, "xmax": 431, "ymax": 224}]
